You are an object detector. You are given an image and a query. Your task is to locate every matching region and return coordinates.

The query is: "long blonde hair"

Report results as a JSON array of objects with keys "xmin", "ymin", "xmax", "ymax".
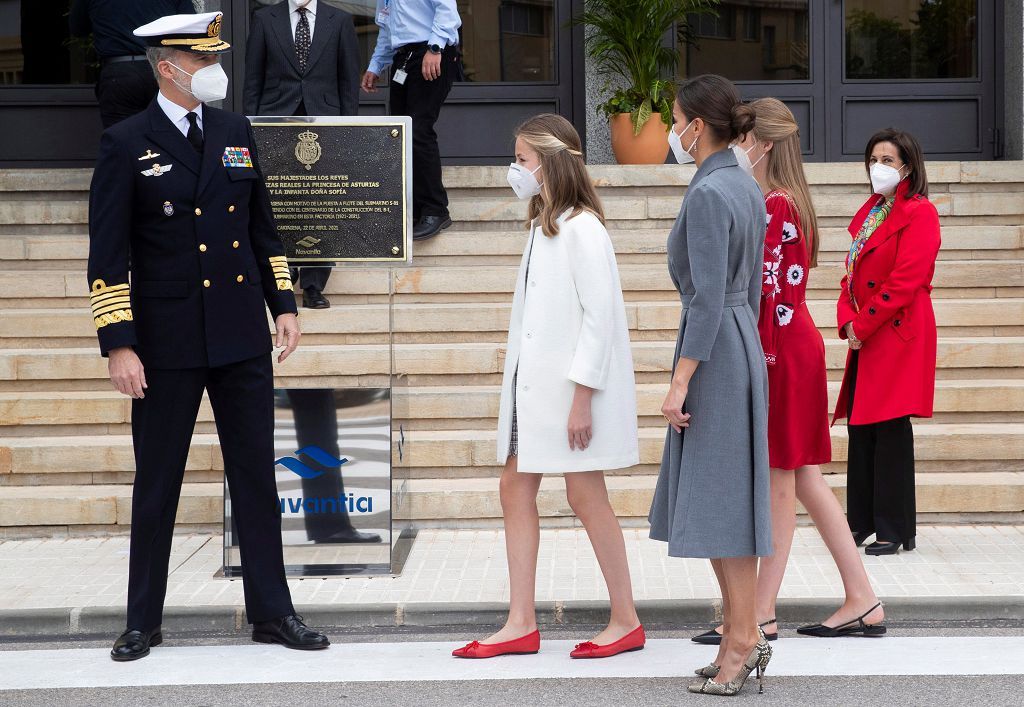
[
  {"xmin": 514, "ymin": 114, "xmax": 605, "ymax": 236},
  {"xmin": 749, "ymin": 98, "xmax": 820, "ymax": 267}
]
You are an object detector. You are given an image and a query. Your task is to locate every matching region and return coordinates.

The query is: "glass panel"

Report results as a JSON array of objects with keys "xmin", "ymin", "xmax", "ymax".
[
  {"xmin": 680, "ymin": 1, "xmax": 809, "ymax": 81},
  {"xmin": 845, "ymin": 0, "xmax": 978, "ymax": 80},
  {"xmin": 0, "ymin": 0, "xmax": 99, "ymax": 85},
  {"xmin": 248, "ymin": 0, "xmax": 555, "ymax": 83}
]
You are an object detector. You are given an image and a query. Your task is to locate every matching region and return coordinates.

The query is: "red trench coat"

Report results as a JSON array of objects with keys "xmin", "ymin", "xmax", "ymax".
[{"xmin": 833, "ymin": 180, "xmax": 941, "ymax": 426}]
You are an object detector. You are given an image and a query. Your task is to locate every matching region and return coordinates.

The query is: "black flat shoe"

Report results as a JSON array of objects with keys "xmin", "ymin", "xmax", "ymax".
[
  {"xmin": 302, "ymin": 288, "xmax": 330, "ymax": 309},
  {"xmin": 797, "ymin": 603, "xmax": 886, "ymax": 638},
  {"xmin": 110, "ymin": 627, "xmax": 162, "ymax": 662},
  {"xmin": 413, "ymin": 215, "xmax": 452, "ymax": 241},
  {"xmin": 852, "ymin": 531, "xmax": 874, "ymax": 547},
  {"xmin": 252, "ymin": 614, "xmax": 330, "ymax": 650},
  {"xmin": 691, "ymin": 619, "xmax": 778, "ymax": 645},
  {"xmin": 311, "ymin": 528, "xmax": 382, "ymax": 544}
]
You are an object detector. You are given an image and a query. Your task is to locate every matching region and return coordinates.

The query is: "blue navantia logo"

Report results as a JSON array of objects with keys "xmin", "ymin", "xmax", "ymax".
[{"xmin": 275, "ymin": 446, "xmax": 349, "ymax": 479}]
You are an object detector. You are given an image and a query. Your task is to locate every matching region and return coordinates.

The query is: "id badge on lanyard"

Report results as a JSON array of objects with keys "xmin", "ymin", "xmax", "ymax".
[{"xmin": 377, "ymin": 0, "xmax": 391, "ymax": 24}]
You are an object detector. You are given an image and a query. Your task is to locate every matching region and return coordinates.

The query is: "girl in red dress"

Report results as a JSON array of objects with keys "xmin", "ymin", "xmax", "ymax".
[{"xmin": 691, "ymin": 99, "xmax": 884, "ymax": 654}]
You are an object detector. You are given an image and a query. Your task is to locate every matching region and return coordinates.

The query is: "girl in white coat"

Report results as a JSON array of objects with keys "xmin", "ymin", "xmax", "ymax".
[{"xmin": 453, "ymin": 114, "xmax": 643, "ymax": 660}]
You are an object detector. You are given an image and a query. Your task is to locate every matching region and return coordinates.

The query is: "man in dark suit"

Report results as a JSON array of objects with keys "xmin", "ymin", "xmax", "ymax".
[
  {"xmin": 89, "ymin": 11, "xmax": 329, "ymax": 661},
  {"xmin": 243, "ymin": 0, "xmax": 361, "ymax": 309}
]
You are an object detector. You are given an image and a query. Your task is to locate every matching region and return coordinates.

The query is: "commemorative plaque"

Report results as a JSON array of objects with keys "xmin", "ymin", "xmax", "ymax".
[{"xmin": 248, "ymin": 116, "xmax": 413, "ymax": 264}]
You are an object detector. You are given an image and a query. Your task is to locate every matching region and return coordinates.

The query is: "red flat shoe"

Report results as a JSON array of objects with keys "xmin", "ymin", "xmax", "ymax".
[
  {"xmin": 570, "ymin": 625, "xmax": 646, "ymax": 659},
  {"xmin": 452, "ymin": 630, "xmax": 541, "ymax": 659}
]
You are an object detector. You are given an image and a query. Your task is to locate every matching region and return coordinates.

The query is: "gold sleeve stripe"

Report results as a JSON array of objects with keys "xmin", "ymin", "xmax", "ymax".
[
  {"xmin": 95, "ymin": 309, "xmax": 134, "ymax": 329},
  {"xmin": 90, "ymin": 290, "xmax": 131, "ymax": 307},
  {"xmin": 92, "ymin": 302, "xmax": 133, "ymax": 318}
]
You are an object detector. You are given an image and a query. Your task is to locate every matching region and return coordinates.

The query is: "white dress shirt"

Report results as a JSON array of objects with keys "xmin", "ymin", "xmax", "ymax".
[
  {"xmin": 157, "ymin": 90, "xmax": 203, "ymax": 139},
  {"xmin": 289, "ymin": 0, "xmax": 317, "ymax": 41}
]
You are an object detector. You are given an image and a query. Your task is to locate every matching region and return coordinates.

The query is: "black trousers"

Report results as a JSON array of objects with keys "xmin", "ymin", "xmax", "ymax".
[
  {"xmin": 284, "ymin": 389, "xmax": 357, "ymax": 541},
  {"xmin": 289, "ymin": 103, "xmax": 334, "ymax": 292},
  {"xmin": 389, "ymin": 44, "xmax": 460, "ymax": 219},
  {"xmin": 845, "ymin": 351, "xmax": 917, "ymax": 544},
  {"xmin": 127, "ymin": 354, "xmax": 294, "ymax": 630},
  {"xmin": 96, "ymin": 60, "xmax": 158, "ymax": 129}
]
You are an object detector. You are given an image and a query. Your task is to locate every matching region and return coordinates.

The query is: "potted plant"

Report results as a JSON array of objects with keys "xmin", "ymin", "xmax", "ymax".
[{"xmin": 575, "ymin": 0, "xmax": 717, "ymax": 164}]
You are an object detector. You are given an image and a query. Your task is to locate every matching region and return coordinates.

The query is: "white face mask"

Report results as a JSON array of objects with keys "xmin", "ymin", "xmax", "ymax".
[
  {"xmin": 506, "ymin": 162, "xmax": 542, "ymax": 200},
  {"xmin": 168, "ymin": 61, "xmax": 229, "ymax": 103},
  {"xmin": 731, "ymin": 141, "xmax": 764, "ymax": 177},
  {"xmin": 668, "ymin": 120, "xmax": 698, "ymax": 165},
  {"xmin": 869, "ymin": 162, "xmax": 907, "ymax": 196}
]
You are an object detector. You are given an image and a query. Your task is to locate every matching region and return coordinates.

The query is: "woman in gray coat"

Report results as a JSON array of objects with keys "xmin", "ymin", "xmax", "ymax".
[{"xmin": 648, "ymin": 74, "xmax": 772, "ymax": 696}]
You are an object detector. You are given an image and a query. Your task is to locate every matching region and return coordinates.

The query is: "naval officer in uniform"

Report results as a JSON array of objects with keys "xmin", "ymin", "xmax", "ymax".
[{"xmin": 87, "ymin": 11, "xmax": 330, "ymax": 661}]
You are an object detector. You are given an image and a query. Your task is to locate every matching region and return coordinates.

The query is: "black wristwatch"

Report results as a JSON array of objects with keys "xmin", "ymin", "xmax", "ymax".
[{"xmin": 428, "ymin": 43, "xmax": 442, "ymax": 55}]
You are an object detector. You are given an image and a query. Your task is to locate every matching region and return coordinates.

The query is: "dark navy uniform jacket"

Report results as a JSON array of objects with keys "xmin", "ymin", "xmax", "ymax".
[{"xmin": 87, "ymin": 99, "xmax": 297, "ymax": 369}]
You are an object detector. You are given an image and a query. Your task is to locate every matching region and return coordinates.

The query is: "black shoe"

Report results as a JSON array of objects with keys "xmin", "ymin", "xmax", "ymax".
[
  {"xmin": 252, "ymin": 614, "xmax": 330, "ymax": 650},
  {"xmin": 413, "ymin": 215, "xmax": 452, "ymax": 241},
  {"xmin": 110, "ymin": 627, "xmax": 162, "ymax": 662},
  {"xmin": 864, "ymin": 536, "xmax": 913, "ymax": 555},
  {"xmin": 302, "ymin": 288, "xmax": 330, "ymax": 309},
  {"xmin": 797, "ymin": 602, "xmax": 886, "ymax": 637},
  {"xmin": 852, "ymin": 531, "xmax": 874, "ymax": 547},
  {"xmin": 691, "ymin": 620, "xmax": 777, "ymax": 646},
  {"xmin": 312, "ymin": 528, "xmax": 383, "ymax": 544}
]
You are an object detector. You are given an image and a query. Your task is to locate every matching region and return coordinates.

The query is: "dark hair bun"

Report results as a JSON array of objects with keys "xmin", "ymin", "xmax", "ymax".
[{"xmin": 730, "ymin": 103, "xmax": 756, "ymax": 141}]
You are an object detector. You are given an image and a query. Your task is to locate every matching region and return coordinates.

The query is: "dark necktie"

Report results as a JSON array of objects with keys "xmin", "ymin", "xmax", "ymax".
[
  {"xmin": 296, "ymin": 7, "xmax": 311, "ymax": 72},
  {"xmin": 186, "ymin": 111, "xmax": 203, "ymax": 154}
]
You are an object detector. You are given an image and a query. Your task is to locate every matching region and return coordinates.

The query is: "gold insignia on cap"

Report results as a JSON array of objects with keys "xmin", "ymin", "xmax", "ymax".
[{"xmin": 208, "ymin": 14, "xmax": 222, "ymax": 38}]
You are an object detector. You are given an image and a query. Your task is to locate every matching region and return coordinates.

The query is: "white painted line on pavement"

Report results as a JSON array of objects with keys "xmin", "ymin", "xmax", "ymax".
[{"xmin": 1, "ymin": 637, "xmax": 1022, "ymax": 691}]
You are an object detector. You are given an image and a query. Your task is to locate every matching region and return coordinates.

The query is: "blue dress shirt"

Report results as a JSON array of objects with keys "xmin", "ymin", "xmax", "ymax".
[{"xmin": 367, "ymin": 0, "xmax": 462, "ymax": 76}]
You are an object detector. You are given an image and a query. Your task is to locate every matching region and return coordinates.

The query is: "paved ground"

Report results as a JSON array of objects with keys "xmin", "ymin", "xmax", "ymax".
[
  {"xmin": 3, "ymin": 525, "xmax": 1023, "ymax": 615},
  {"xmin": 1, "ymin": 626, "xmax": 1022, "ymax": 706}
]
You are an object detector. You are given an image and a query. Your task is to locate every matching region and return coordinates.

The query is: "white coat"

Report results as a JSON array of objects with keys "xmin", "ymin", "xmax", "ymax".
[{"xmin": 496, "ymin": 209, "xmax": 640, "ymax": 473}]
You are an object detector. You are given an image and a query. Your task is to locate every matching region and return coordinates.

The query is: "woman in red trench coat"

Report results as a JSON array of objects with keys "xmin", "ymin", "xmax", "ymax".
[{"xmin": 834, "ymin": 128, "xmax": 941, "ymax": 556}]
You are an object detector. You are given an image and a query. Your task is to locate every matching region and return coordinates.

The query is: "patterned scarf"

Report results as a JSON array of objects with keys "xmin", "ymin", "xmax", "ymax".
[{"xmin": 846, "ymin": 197, "xmax": 894, "ymax": 310}]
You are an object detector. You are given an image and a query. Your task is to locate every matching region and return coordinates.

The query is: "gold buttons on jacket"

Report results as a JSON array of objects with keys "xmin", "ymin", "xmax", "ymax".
[
  {"xmin": 232, "ymin": 241, "xmax": 240, "ymax": 249},
  {"xmin": 228, "ymin": 205, "xmax": 236, "ymax": 213},
  {"xmin": 199, "ymin": 244, "xmax": 207, "ymax": 252},
  {"xmin": 236, "ymin": 275, "xmax": 244, "ymax": 283},
  {"xmin": 195, "ymin": 207, "xmax": 202, "ymax": 216},
  {"xmin": 203, "ymin": 279, "xmax": 211, "ymax": 288}
]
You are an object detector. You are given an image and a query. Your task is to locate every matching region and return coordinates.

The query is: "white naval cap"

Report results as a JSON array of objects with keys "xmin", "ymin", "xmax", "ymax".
[{"xmin": 133, "ymin": 11, "xmax": 231, "ymax": 53}]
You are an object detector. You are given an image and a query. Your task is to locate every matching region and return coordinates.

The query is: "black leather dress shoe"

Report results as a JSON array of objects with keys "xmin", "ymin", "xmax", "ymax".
[
  {"xmin": 302, "ymin": 288, "xmax": 330, "ymax": 309},
  {"xmin": 252, "ymin": 614, "xmax": 330, "ymax": 650},
  {"xmin": 110, "ymin": 627, "xmax": 162, "ymax": 662},
  {"xmin": 312, "ymin": 528, "xmax": 383, "ymax": 544},
  {"xmin": 413, "ymin": 215, "xmax": 452, "ymax": 241}
]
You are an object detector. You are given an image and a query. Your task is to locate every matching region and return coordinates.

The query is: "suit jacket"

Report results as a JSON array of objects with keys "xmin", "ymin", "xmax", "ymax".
[
  {"xmin": 833, "ymin": 179, "xmax": 941, "ymax": 425},
  {"xmin": 243, "ymin": 1, "xmax": 360, "ymax": 116},
  {"xmin": 87, "ymin": 99, "xmax": 298, "ymax": 370}
]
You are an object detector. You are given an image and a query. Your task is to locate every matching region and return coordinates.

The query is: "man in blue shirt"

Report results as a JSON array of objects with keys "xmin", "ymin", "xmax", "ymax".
[{"xmin": 362, "ymin": 0, "xmax": 462, "ymax": 241}]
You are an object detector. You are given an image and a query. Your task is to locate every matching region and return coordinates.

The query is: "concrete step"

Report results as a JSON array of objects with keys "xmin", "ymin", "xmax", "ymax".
[
  {"xmin": 0, "ymin": 338, "xmax": 1021, "ymax": 385},
  {"xmin": 2, "ymin": 225, "xmax": 1021, "ymax": 269},
  {"xmin": 2, "ymin": 424, "xmax": 1022, "ymax": 480},
  {"xmin": 2, "ymin": 471, "xmax": 1021, "ymax": 528},
  {"xmin": 2, "ymin": 299, "xmax": 1021, "ymax": 347},
  {"xmin": 3, "ymin": 380, "xmax": 1023, "ymax": 431}
]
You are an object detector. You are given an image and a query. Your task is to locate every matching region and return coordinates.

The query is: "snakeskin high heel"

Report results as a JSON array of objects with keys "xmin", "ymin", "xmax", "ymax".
[
  {"xmin": 694, "ymin": 624, "xmax": 771, "ymax": 679},
  {"xmin": 688, "ymin": 635, "xmax": 772, "ymax": 696}
]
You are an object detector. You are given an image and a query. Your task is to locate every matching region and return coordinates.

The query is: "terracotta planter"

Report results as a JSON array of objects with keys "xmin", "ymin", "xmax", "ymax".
[{"xmin": 609, "ymin": 113, "xmax": 670, "ymax": 165}]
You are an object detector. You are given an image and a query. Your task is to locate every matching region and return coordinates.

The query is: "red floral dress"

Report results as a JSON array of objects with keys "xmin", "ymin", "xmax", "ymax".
[{"xmin": 757, "ymin": 190, "xmax": 832, "ymax": 470}]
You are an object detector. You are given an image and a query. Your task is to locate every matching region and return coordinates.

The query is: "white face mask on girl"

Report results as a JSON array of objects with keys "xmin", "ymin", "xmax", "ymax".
[
  {"xmin": 668, "ymin": 120, "xmax": 698, "ymax": 164},
  {"xmin": 168, "ymin": 61, "xmax": 229, "ymax": 103},
  {"xmin": 731, "ymin": 142, "xmax": 765, "ymax": 177},
  {"xmin": 506, "ymin": 162, "xmax": 542, "ymax": 200},
  {"xmin": 869, "ymin": 162, "xmax": 907, "ymax": 196}
]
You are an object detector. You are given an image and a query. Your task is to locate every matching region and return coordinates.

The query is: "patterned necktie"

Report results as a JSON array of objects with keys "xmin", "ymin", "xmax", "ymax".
[
  {"xmin": 185, "ymin": 112, "xmax": 203, "ymax": 154},
  {"xmin": 295, "ymin": 7, "xmax": 311, "ymax": 73}
]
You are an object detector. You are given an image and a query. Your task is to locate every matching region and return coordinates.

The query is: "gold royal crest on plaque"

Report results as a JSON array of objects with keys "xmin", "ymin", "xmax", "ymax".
[{"xmin": 295, "ymin": 130, "xmax": 322, "ymax": 171}]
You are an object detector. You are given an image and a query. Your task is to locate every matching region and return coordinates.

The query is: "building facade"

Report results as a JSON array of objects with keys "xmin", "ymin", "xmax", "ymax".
[{"xmin": 1, "ymin": 0, "xmax": 1021, "ymax": 166}]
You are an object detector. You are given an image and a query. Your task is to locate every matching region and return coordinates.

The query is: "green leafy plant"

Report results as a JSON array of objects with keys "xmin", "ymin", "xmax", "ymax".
[{"xmin": 574, "ymin": 0, "xmax": 718, "ymax": 135}]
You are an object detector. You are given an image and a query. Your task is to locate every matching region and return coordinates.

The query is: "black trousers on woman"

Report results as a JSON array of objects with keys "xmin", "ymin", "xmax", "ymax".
[{"xmin": 845, "ymin": 351, "xmax": 917, "ymax": 546}]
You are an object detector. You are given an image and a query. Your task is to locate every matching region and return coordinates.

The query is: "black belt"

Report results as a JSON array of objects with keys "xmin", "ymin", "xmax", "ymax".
[{"xmin": 102, "ymin": 55, "xmax": 148, "ymax": 66}]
